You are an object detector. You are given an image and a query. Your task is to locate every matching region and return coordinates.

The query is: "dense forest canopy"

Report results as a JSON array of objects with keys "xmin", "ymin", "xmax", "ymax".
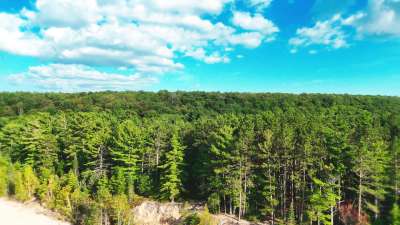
[
  {"xmin": 1, "ymin": 91, "xmax": 399, "ymax": 117},
  {"xmin": 0, "ymin": 91, "xmax": 399, "ymax": 225}
]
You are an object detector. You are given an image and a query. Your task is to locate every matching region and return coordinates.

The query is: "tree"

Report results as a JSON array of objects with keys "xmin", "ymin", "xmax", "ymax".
[
  {"xmin": 14, "ymin": 165, "xmax": 39, "ymax": 202},
  {"xmin": 353, "ymin": 113, "xmax": 390, "ymax": 220},
  {"xmin": 391, "ymin": 203, "xmax": 400, "ymax": 225},
  {"xmin": 159, "ymin": 131, "xmax": 185, "ymax": 202},
  {"xmin": 112, "ymin": 119, "xmax": 143, "ymax": 199},
  {"xmin": 307, "ymin": 178, "xmax": 339, "ymax": 225},
  {"xmin": 37, "ymin": 167, "xmax": 59, "ymax": 208},
  {"xmin": 256, "ymin": 127, "xmax": 278, "ymax": 223},
  {"xmin": 208, "ymin": 119, "xmax": 236, "ymax": 215},
  {"xmin": 96, "ymin": 176, "xmax": 112, "ymax": 225},
  {"xmin": 54, "ymin": 170, "xmax": 81, "ymax": 218},
  {"xmin": 198, "ymin": 204, "xmax": 216, "ymax": 225},
  {"xmin": 110, "ymin": 194, "xmax": 134, "ymax": 225},
  {"xmin": 0, "ymin": 154, "xmax": 10, "ymax": 196},
  {"xmin": 110, "ymin": 167, "xmax": 127, "ymax": 195},
  {"xmin": 19, "ymin": 114, "xmax": 59, "ymax": 170}
]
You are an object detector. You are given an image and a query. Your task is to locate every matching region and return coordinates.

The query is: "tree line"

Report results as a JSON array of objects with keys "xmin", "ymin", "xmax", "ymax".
[{"xmin": 0, "ymin": 92, "xmax": 399, "ymax": 225}]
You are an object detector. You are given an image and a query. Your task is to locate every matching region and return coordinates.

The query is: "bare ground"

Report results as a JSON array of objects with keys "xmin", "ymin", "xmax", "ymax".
[{"xmin": 0, "ymin": 198, "xmax": 70, "ymax": 225}]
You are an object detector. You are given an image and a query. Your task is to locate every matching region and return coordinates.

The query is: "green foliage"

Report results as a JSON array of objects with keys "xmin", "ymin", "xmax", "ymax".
[
  {"xmin": 13, "ymin": 165, "xmax": 39, "ymax": 201},
  {"xmin": 0, "ymin": 154, "xmax": 10, "ymax": 196},
  {"xmin": 180, "ymin": 213, "xmax": 200, "ymax": 225},
  {"xmin": 37, "ymin": 167, "xmax": 59, "ymax": 208},
  {"xmin": 112, "ymin": 119, "xmax": 143, "ymax": 197},
  {"xmin": 109, "ymin": 194, "xmax": 134, "ymax": 225},
  {"xmin": 198, "ymin": 205, "xmax": 216, "ymax": 225},
  {"xmin": 392, "ymin": 204, "xmax": 400, "ymax": 225},
  {"xmin": 110, "ymin": 167, "xmax": 127, "ymax": 195},
  {"xmin": 159, "ymin": 131, "xmax": 185, "ymax": 202},
  {"xmin": 207, "ymin": 193, "xmax": 220, "ymax": 214},
  {"xmin": 0, "ymin": 92, "xmax": 399, "ymax": 224}
]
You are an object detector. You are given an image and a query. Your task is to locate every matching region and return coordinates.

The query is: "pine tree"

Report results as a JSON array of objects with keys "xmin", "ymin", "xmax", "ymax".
[
  {"xmin": 257, "ymin": 127, "xmax": 278, "ymax": 223},
  {"xmin": 37, "ymin": 167, "xmax": 59, "ymax": 208},
  {"xmin": 392, "ymin": 203, "xmax": 400, "ymax": 225},
  {"xmin": 110, "ymin": 167, "xmax": 127, "ymax": 195},
  {"xmin": 14, "ymin": 165, "xmax": 39, "ymax": 202},
  {"xmin": 81, "ymin": 114, "xmax": 112, "ymax": 185},
  {"xmin": 159, "ymin": 131, "xmax": 185, "ymax": 202},
  {"xmin": 0, "ymin": 154, "xmax": 10, "ymax": 196},
  {"xmin": 110, "ymin": 194, "xmax": 133, "ymax": 225},
  {"xmin": 208, "ymin": 119, "xmax": 235, "ymax": 214},
  {"xmin": 54, "ymin": 170, "xmax": 81, "ymax": 219},
  {"xmin": 307, "ymin": 178, "xmax": 339, "ymax": 225},
  {"xmin": 19, "ymin": 114, "xmax": 59, "ymax": 170},
  {"xmin": 96, "ymin": 176, "xmax": 112, "ymax": 225},
  {"xmin": 353, "ymin": 113, "xmax": 390, "ymax": 220},
  {"xmin": 112, "ymin": 119, "xmax": 143, "ymax": 198}
]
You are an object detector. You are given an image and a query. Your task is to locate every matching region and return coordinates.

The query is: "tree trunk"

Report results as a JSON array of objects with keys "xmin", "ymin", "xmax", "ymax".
[
  {"xmin": 244, "ymin": 162, "xmax": 247, "ymax": 216},
  {"xmin": 269, "ymin": 166, "xmax": 275, "ymax": 225},
  {"xmin": 283, "ymin": 165, "xmax": 287, "ymax": 221},
  {"xmin": 239, "ymin": 159, "xmax": 242, "ymax": 221},
  {"xmin": 358, "ymin": 170, "xmax": 363, "ymax": 220},
  {"xmin": 230, "ymin": 196, "xmax": 233, "ymax": 215},
  {"xmin": 374, "ymin": 197, "xmax": 378, "ymax": 220},
  {"xmin": 300, "ymin": 167, "xmax": 306, "ymax": 223},
  {"xmin": 224, "ymin": 194, "xmax": 226, "ymax": 214}
]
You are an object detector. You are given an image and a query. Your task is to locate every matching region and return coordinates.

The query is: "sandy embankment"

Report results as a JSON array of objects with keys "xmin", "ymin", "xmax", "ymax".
[{"xmin": 0, "ymin": 198, "xmax": 70, "ymax": 225}]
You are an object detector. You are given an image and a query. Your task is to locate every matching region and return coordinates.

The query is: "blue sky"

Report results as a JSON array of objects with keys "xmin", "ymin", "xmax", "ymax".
[{"xmin": 0, "ymin": 0, "xmax": 399, "ymax": 95}]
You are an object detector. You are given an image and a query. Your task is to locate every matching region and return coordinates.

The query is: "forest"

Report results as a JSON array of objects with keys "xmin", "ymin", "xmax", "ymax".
[{"xmin": 0, "ymin": 91, "xmax": 399, "ymax": 225}]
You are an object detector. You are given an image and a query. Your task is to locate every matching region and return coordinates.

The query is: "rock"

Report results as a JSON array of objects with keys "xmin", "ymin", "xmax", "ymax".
[
  {"xmin": 132, "ymin": 200, "xmax": 268, "ymax": 225},
  {"xmin": 132, "ymin": 201, "xmax": 183, "ymax": 225}
]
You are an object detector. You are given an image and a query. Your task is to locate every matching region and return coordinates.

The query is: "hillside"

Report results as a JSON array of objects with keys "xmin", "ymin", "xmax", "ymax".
[{"xmin": 0, "ymin": 92, "xmax": 399, "ymax": 225}]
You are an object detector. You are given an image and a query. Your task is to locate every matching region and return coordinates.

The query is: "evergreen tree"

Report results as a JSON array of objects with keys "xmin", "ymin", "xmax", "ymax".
[
  {"xmin": 0, "ymin": 154, "xmax": 10, "ymax": 196},
  {"xmin": 112, "ymin": 119, "xmax": 143, "ymax": 198},
  {"xmin": 208, "ymin": 119, "xmax": 235, "ymax": 214},
  {"xmin": 159, "ymin": 131, "xmax": 185, "ymax": 202},
  {"xmin": 14, "ymin": 165, "xmax": 39, "ymax": 202},
  {"xmin": 392, "ymin": 203, "xmax": 400, "ymax": 225}
]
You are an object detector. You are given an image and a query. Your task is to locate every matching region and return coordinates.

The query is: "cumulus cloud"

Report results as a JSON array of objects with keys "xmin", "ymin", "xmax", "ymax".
[
  {"xmin": 29, "ymin": 0, "xmax": 100, "ymax": 29},
  {"xmin": 0, "ymin": 0, "xmax": 278, "ymax": 80},
  {"xmin": 289, "ymin": 0, "xmax": 400, "ymax": 53},
  {"xmin": 289, "ymin": 14, "xmax": 361, "ymax": 52},
  {"xmin": 232, "ymin": 11, "xmax": 279, "ymax": 35},
  {"xmin": 356, "ymin": 0, "xmax": 400, "ymax": 36},
  {"xmin": 0, "ymin": 13, "xmax": 49, "ymax": 56},
  {"xmin": 9, "ymin": 64, "xmax": 157, "ymax": 92},
  {"xmin": 185, "ymin": 48, "xmax": 230, "ymax": 64}
]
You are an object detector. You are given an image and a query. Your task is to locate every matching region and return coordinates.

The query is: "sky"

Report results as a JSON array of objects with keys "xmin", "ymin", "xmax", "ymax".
[{"xmin": 0, "ymin": 0, "xmax": 400, "ymax": 95}]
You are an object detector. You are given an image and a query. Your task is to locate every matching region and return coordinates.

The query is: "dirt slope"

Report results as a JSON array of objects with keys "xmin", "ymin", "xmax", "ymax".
[{"xmin": 0, "ymin": 198, "xmax": 70, "ymax": 225}]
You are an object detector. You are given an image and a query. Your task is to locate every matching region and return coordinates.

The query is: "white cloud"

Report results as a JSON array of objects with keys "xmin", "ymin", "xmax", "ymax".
[
  {"xmin": 232, "ymin": 11, "xmax": 279, "ymax": 35},
  {"xmin": 289, "ymin": 14, "xmax": 358, "ymax": 52},
  {"xmin": 0, "ymin": 13, "xmax": 49, "ymax": 56},
  {"xmin": 248, "ymin": 0, "xmax": 273, "ymax": 12},
  {"xmin": 143, "ymin": 0, "xmax": 232, "ymax": 15},
  {"xmin": 227, "ymin": 32, "xmax": 265, "ymax": 48},
  {"xmin": 0, "ymin": 0, "xmax": 278, "ymax": 79},
  {"xmin": 341, "ymin": 12, "xmax": 365, "ymax": 25},
  {"xmin": 289, "ymin": 0, "xmax": 400, "ymax": 53},
  {"xmin": 355, "ymin": 0, "xmax": 400, "ymax": 36},
  {"xmin": 9, "ymin": 64, "xmax": 157, "ymax": 92},
  {"xmin": 32, "ymin": 0, "xmax": 100, "ymax": 28},
  {"xmin": 185, "ymin": 48, "xmax": 230, "ymax": 64}
]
